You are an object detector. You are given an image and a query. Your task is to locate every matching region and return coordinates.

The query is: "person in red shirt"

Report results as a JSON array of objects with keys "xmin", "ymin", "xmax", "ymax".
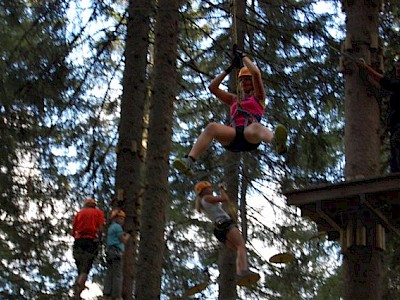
[{"xmin": 71, "ymin": 198, "xmax": 105, "ymax": 299}]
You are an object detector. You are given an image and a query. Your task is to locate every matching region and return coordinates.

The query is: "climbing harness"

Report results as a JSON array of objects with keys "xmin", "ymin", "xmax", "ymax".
[{"xmin": 229, "ymin": 101, "xmax": 262, "ymax": 128}]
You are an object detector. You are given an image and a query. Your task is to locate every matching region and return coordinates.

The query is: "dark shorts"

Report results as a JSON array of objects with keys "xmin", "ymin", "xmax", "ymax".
[
  {"xmin": 213, "ymin": 219, "xmax": 236, "ymax": 243},
  {"xmin": 73, "ymin": 238, "xmax": 99, "ymax": 274},
  {"xmin": 223, "ymin": 126, "xmax": 260, "ymax": 152}
]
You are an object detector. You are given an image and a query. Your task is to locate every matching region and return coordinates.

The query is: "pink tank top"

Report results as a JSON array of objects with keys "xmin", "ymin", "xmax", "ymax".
[{"xmin": 229, "ymin": 95, "xmax": 264, "ymax": 127}]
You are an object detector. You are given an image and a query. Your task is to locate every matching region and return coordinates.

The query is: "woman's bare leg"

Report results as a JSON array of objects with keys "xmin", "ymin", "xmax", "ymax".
[
  {"xmin": 189, "ymin": 123, "xmax": 236, "ymax": 159},
  {"xmin": 224, "ymin": 239, "xmax": 241, "ymax": 274},
  {"xmin": 225, "ymin": 227, "xmax": 249, "ymax": 274},
  {"xmin": 243, "ymin": 123, "xmax": 273, "ymax": 144}
]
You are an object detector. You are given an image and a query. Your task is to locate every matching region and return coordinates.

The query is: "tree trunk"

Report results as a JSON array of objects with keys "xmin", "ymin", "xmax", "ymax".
[
  {"xmin": 219, "ymin": 153, "xmax": 240, "ymax": 300},
  {"xmin": 240, "ymin": 157, "xmax": 250, "ymax": 241},
  {"xmin": 116, "ymin": 1, "xmax": 153, "ymax": 299},
  {"xmin": 343, "ymin": 244, "xmax": 383, "ymax": 299},
  {"xmin": 134, "ymin": 0, "xmax": 179, "ymax": 299},
  {"xmin": 217, "ymin": 245, "xmax": 237, "ymax": 300},
  {"xmin": 342, "ymin": 0, "xmax": 383, "ymax": 299},
  {"xmin": 343, "ymin": 0, "xmax": 381, "ymax": 179},
  {"xmin": 218, "ymin": 1, "xmax": 246, "ymax": 298}
]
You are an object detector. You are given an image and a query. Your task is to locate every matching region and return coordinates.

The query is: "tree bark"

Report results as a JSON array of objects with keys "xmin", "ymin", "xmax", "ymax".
[
  {"xmin": 343, "ymin": 244, "xmax": 383, "ymax": 299},
  {"xmin": 342, "ymin": 0, "xmax": 384, "ymax": 299},
  {"xmin": 134, "ymin": 0, "xmax": 179, "ymax": 299},
  {"xmin": 217, "ymin": 1, "xmax": 246, "ymax": 298},
  {"xmin": 217, "ymin": 244, "xmax": 237, "ymax": 300},
  {"xmin": 116, "ymin": 1, "xmax": 153, "ymax": 298},
  {"xmin": 219, "ymin": 152, "xmax": 240, "ymax": 300},
  {"xmin": 343, "ymin": 0, "xmax": 381, "ymax": 179}
]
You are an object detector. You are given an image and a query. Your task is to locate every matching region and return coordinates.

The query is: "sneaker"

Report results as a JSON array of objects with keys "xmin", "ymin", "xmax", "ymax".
[
  {"xmin": 236, "ymin": 269, "xmax": 260, "ymax": 287},
  {"xmin": 274, "ymin": 124, "xmax": 288, "ymax": 155},
  {"xmin": 173, "ymin": 155, "xmax": 195, "ymax": 176}
]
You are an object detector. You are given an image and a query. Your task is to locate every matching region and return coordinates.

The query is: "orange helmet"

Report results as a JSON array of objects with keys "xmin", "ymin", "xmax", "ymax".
[
  {"xmin": 238, "ymin": 67, "xmax": 251, "ymax": 78},
  {"xmin": 84, "ymin": 198, "xmax": 96, "ymax": 207},
  {"xmin": 194, "ymin": 181, "xmax": 212, "ymax": 195},
  {"xmin": 110, "ymin": 209, "xmax": 126, "ymax": 219}
]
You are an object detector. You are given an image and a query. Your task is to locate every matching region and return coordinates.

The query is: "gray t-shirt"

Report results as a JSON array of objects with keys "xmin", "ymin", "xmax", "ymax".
[{"xmin": 201, "ymin": 197, "xmax": 230, "ymax": 224}]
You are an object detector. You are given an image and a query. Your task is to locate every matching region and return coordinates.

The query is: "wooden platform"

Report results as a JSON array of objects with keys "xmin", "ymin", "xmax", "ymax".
[{"xmin": 284, "ymin": 173, "xmax": 400, "ymax": 240}]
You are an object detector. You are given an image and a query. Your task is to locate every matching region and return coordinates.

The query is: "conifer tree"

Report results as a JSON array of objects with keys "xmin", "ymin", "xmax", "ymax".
[
  {"xmin": 134, "ymin": 0, "xmax": 180, "ymax": 299},
  {"xmin": 113, "ymin": 0, "xmax": 154, "ymax": 297},
  {"xmin": 0, "ymin": 0, "xmax": 77, "ymax": 298}
]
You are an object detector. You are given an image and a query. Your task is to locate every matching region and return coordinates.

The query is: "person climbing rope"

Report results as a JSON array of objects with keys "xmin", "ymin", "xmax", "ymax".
[
  {"xmin": 174, "ymin": 49, "xmax": 287, "ymax": 175},
  {"xmin": 194, "ymin": 181, "xmax": 260, "ymax": 286},
  {"xmin": 103, "ymin": 209, "xmax": 130, "ymax": 300},
  {"xmin": 71, "ymin": 198, "xmax": 105, "ymax": 299},
  {"xmin": 357, "ymin": 56, "xmax": 400, "ymax": 173}
]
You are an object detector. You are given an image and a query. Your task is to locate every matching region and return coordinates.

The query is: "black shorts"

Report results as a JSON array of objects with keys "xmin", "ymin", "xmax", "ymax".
[
  {"xmin": 213, "ymin": 220, "xmax": 236, "ymax": 243},
  {"xmin": 223, "ymin": 126, "xmax": 260, "ymax": 152},
  {"xmin": 73, "ymin": 238, "xmax": 99, "ymax": 274}
]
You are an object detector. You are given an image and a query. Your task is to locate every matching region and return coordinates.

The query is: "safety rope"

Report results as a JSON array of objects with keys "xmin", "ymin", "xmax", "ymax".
[
  {"xmin": 230, "ymin": 0, "xmax": 242, "ymax": 106},
  {"xmin": 324, "ymin": 40, "xmax": 382, "ymax": 101},
  {"xmin": 231, "ymin": 0, "xmax": 238, "ymax": 47},
  {"xmin": 218, "ymin": 182, "xmax": 238, "ymax": 222},
  {"xmin": 229, "ymin": 0, "xmax": 264, "ymax": 129},
  {"xmin": 230, "ymin": 0, "xmax": 260, "ymax": 131}
]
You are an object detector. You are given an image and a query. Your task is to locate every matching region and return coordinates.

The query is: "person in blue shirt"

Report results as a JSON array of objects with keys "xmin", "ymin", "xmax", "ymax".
[{"xmin": 103, "ymin": 209, "xmax": 130, "ymax": 300}]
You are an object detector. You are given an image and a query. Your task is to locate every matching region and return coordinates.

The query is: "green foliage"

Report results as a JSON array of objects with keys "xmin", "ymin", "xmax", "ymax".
[
  {"xmin": 313, "ymin": 266, "xmax": 343, "ymax": 300},
  {"xmin": 0, "ymin": 0, "xmax": 75, "ymax": 298},
  {"xmin": 0, "ymin": 0, "xmax": 123, "ymax": 298},
  {"xmin": 169, "ymin": 1, "xmax": 347, "ymax": 299},
  {"xmin": 264, "ymin": 220, "xmax": 343, "ymax": 299},
  {"xmin": 383, "ymin": 236, "xmax": 400, "ymax": 299},
  {"xmin": 1, "ymin": 0, "xmax": 399, "ymax": 299}
]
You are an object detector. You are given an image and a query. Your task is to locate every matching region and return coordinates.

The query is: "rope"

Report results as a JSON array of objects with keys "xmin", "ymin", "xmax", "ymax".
[
  {"xmin": 324, "ymin": 41, "xmax": 359, "ymax": 63},
  {"xmin": 324, "ymin": 40, "xmax": 382, "ymax": 102},
  {"xmin": 218, "ymin": 182, "xmax": 238, "ymax": 223},
  {"xmin": 234, "ymin": 48, "xmax": 242, "ymax": 106},
  {"xmin": 230, "ymin": 0, "xmax": 238, "ymax": 46},
  {"xmin": 230, "ymin": 0, "xmax": 242, "ymax": 106}
]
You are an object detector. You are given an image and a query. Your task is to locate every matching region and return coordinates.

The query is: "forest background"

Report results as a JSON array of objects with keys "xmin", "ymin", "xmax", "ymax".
[{"xmin": 1, "ymin": 0, "xmax": 399, "ymax": 299}]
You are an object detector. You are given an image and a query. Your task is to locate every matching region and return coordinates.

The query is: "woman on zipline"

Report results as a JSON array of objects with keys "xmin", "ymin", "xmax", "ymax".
[
  {"xmin": 174, "ymin": 50, "xmax": 287, "ymax": 175},
  {"xmin": 194, "ymin": 180, "xmax": 259, "ymax": 286}
]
